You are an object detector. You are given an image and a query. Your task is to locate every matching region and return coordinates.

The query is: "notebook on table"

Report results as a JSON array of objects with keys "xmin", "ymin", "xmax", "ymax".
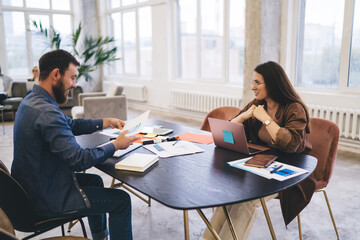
[
  {"xmin": 115, "ymin": 153, "xmax": 159, "ymax": 172},
  {"xmin": 208, "ymin": 117, "xmax": 270, "ymax": 155}
]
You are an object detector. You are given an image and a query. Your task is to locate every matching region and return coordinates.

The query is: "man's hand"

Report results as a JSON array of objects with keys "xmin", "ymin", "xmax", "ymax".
[
  {"xmin": 103, "ymin": 118, "xmax": 126, "ymax": 129},
  {"xmin": 112, "ymin": 130, "xmax": 140, "ymax": 150}
]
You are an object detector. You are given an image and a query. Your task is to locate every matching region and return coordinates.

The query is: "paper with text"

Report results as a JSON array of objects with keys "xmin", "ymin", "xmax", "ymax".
[{"xmin": 100, "ymin": 110, "xmax": 150, "ymax": 137}]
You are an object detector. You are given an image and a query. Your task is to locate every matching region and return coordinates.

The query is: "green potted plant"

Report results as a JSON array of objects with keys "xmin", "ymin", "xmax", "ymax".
[{"xmin": 31, "ymin": 20, "xmax": 119, "ymax": 81}]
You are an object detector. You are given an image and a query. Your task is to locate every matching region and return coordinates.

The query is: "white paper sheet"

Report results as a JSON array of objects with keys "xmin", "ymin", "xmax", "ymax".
[
  {"xmin": 228, "ymin": 158, "xmax": 309, "ymax": 181},
  {"xmin": 143, "ymin": 141, "xmax": 204, "ymax": 158},
  {"xmin": 100, "ymin": 110, "xmax": 150, "ymax": 137}
]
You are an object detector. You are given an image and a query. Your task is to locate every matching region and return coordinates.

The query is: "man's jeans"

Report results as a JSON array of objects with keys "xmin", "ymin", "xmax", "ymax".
[{"xmin": 38, "ymin": 173, "xmax": 132, "ymax": 240}]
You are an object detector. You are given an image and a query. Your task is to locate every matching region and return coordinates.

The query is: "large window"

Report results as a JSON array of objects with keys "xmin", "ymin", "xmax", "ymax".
[
  {"xmin": 174, "ymin": 0, "xmax": 245, "ymax": 83},
  {"xmin": 106, "ymin": 0, "xmax": 153, "ymax": 78},
  {"xmin": 294, "ymin": 0, "xmax": 360, "ymax": 89},
  {"xmin": 0, "ymin": 0, "xmax": 72, "ymax": 77},
  {"xmin": 349, "ymin": 0, "xmax": 360, "ymax": 87}
]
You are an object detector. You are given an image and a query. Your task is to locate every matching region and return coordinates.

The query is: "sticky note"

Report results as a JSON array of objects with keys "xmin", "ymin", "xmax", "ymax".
[
  {"xmin": 143, "ymin": 133, "xmax": 157, "ymax": 138},
  {"xmin": 223, "ymin": 130, "xmax": 235, "ymax": 144}
]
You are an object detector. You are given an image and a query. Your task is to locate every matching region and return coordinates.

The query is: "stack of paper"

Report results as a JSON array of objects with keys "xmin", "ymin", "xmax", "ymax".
[
  {"xmin": 228, "ymin": 158, "xmax": 308, "ymax": 181},
  {"xmin": 143, "ymin": 141, "xmax": 204, "ymax": 158},
  {"xmin": 115, "ymin": 153, "xmax": 159, "ymax": 172}
]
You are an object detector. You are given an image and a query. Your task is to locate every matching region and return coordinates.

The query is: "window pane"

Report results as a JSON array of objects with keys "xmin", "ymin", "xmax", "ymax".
[
  {"xmin": 29, "ymin": 15, "xmax": 51, "ymax": 66},
  {"xmin": 26, "ymin": 0, "xmax": 50, "ymax": 9},
  {"xmin": 229, "ymin": 0, "xmax": 245, "ymax": 83},
  {"xmin": 110, "ymin": 0, "xmax": 121, "ymax": 8},
  {"xmin": 295, "ymin": 0, "xmax": 344, "ymax": 88},
  {"xmin": 177, "ymin": 0, "xmax": 196, "ymax": 79},
  {"xmin": 3, "ymin": 11, "xmax": 28, "ymax": 76},
  {"xmin": 108, "ymin": 13, "xmax": 123, "ymax": 74},
  {"xmin": 53, "ymin": 14, "xmax": 72, "ymax": 52},
  {"xmin": 122, "ymin": 0, "xmax": 136, "ymax": 6},
  {"xmin": 348, "ymin": 0, "xmax": 360, "ymax": 88},
  {"xmin": 123, "ymin": 11, "xmax": 137, "ymax": 74},
  {"xmin": 139, "ymin": 7, "xmax": 152, "ymax": 77},
  {"xmin": 52, "ymin": 0, "xmax": 70, "ymax": 10},
  {"xmin": 200, "ymin": 0, "xmax": 223, "ymax": 79},
  {"xmin": 2, "ymin": 0, "xmax": 23, "ymax": 7}
]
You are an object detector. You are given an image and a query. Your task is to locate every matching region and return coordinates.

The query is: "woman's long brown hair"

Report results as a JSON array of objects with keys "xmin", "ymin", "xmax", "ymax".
[{"xmin": 254, "ymin": 61, "xmax": 310, "ymax": 133}]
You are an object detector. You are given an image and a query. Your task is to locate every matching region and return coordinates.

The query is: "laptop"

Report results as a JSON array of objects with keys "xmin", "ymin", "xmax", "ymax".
[{"xmin": 208, "ymin": 117, "xmax": 270, "ymax": 155}]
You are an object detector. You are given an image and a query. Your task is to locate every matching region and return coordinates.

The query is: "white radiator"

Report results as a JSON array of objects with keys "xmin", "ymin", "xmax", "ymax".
[
  {"xmin": 170, "ymin": 90, "xmax": 242, "ymax": 113},
  {"xmin": 308, "ymin": 104, "xmax": 360, "ymax": 141},
  {"xmin": 123, "ymin": 84, "xmax": 147, "ymax": 102}
]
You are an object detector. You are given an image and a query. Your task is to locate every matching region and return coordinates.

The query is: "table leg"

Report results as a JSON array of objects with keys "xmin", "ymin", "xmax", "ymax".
[
  {"xmin": 260, "ymin": 198, "xmax": 276, "ymax": 240},
  {"xmin": 196, "ymin": 209, "xmax": 221, "ymax": 240},
  {"xmin": 183, "ymin": 210, "xmax": 189, "ymax": 240},
  {"xmin": 222, "ymin": 206, "xmax": 238, "ymax": 240}
]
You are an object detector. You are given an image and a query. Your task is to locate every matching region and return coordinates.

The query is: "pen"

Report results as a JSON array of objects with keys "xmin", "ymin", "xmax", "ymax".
[
  {"xmin": 167, "ymin": 135, "xmax": 179, "ymax": 141},
  {"xmin": 270, "ymin": 164, "xmax": 283, "ymax": 174},
  {"xmin": 172, "ymin": 140, "xmax": 180, "ymax": 146}
]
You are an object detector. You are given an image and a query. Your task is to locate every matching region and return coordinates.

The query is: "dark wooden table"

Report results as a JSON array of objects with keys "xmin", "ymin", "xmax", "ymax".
[{"xmin": 77, "ymin": 119, "xmax": 317, "ymax": 240}]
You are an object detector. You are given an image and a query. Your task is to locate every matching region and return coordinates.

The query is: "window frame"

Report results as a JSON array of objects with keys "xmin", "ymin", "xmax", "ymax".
[
  {"xmin": 171, "ymin": 0, "xmax": 245, "ymax": 85},
  {"xmin": 103, "ymin": 0, "xmax": 153, "ymax": 79},
  {"xmin": 0, "ymin": 0, "xmax": 74, "ymax": 78},
  {"xmin": 286, "ymin": 0, "xmax": 360, "ymax": 94}
]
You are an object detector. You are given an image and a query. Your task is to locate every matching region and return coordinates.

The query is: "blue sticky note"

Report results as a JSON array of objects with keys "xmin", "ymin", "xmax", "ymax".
[{"xmin": 223, "ymin": 130, "xmax": 235, "ymax": 144}]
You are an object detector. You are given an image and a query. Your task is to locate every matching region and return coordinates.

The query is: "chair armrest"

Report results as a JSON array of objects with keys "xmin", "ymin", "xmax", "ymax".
[
  {"xmin": 78, "ymin": 92, "xmax": 106, "ymax": 106},
  {"xmin": 72, "ymin": 86, "xmax": 83, "ymax": 106},
  {"xmin": 83, "ymin": 95, "xmax": 127, "ymax": 120}
]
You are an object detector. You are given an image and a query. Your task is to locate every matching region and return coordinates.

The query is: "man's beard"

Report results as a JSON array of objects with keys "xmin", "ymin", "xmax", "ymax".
[{"xmin": 53, "ymin": 77, "xmax": 68, "ymax": 104}]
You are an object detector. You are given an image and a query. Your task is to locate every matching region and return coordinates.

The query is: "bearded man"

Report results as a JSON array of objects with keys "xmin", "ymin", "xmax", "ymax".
[{"xmin": 12, "ymin": 49, "xmax": 136, "ymax": 240}]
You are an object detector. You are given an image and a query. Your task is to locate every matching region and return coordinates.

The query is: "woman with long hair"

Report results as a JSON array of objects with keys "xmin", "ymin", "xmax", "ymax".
[{"xmin": 203, "ymin": 61, "xmax": 315, "ymax": 240}]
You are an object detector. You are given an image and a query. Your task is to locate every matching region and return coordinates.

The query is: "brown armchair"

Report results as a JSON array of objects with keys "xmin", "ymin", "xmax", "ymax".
[
  {"xmin": 260, "ymin": 118, "xmax": 340, "ymax": 239},
  {"xmin": 296, "ymin": 118, "xmax": 340, "ymax": 239},
  {"xmin": 200, "ymin": 106, "xmax": 242, "ymax": 132}
]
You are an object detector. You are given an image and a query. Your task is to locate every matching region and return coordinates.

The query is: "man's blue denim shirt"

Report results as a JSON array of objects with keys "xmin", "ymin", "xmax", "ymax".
[{"xmin": 11, "ymin": 85, "xmax": 115, "ymax": 216}]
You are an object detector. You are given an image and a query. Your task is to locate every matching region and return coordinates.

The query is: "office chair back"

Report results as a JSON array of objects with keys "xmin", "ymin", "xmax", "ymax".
[
  {"xmin": 0, "ymin": 167, "xmax": 37, "ymax": 232},
  {"xmin": 307, "ymin": 118, "xmax": 340, "ymax": 190},
  {"xmin": 201, "ymin": 106, "xmax": 241, "ymax": 132}
]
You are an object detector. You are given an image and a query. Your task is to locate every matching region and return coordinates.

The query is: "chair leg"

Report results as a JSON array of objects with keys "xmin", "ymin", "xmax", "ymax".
[
  {"xmin": 318, "ymin": 189, "xmax": 339, "ymax": 239},
  {"xmin": 297, "ymin": 214, "xmax": 302, "ymax": 240},
  {"xmin": 67, "ymin": 219, "xmax": 79, "ymax": 232},
  {"xmin": 79, "ymin": 218, "xmax": 88, "ymax": 238},
  {"xmin": 260, "ymin": 198, "xmax": 276, "ymax": 240},
  {"xmin": 61, "ymin": 224, "xmax": 65, "ymax": 236}
]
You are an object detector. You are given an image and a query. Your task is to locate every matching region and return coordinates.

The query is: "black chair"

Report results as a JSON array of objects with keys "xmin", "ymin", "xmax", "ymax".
[
  {"xmin": 0, "ymin": 208, "xmax": 89, "ymax": 240},
  {"xmin": 0, "ymin": 161, "xmax": 88, "ymax": 240}
]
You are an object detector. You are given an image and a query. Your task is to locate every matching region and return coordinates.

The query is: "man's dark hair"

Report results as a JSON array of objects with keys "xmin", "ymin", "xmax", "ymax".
[{"xmin": 39, "ymin": 49, "xmax": 80, "ymax": 81}]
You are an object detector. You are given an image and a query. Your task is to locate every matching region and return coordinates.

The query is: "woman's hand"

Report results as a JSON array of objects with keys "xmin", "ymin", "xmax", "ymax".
[
  {"xmin": 231, "ymin": 105, "xmax": 256, "ymax": 123},
  {"xmin": 253, "ymin": 105, "xmax": 271, "ymax": 123}
]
